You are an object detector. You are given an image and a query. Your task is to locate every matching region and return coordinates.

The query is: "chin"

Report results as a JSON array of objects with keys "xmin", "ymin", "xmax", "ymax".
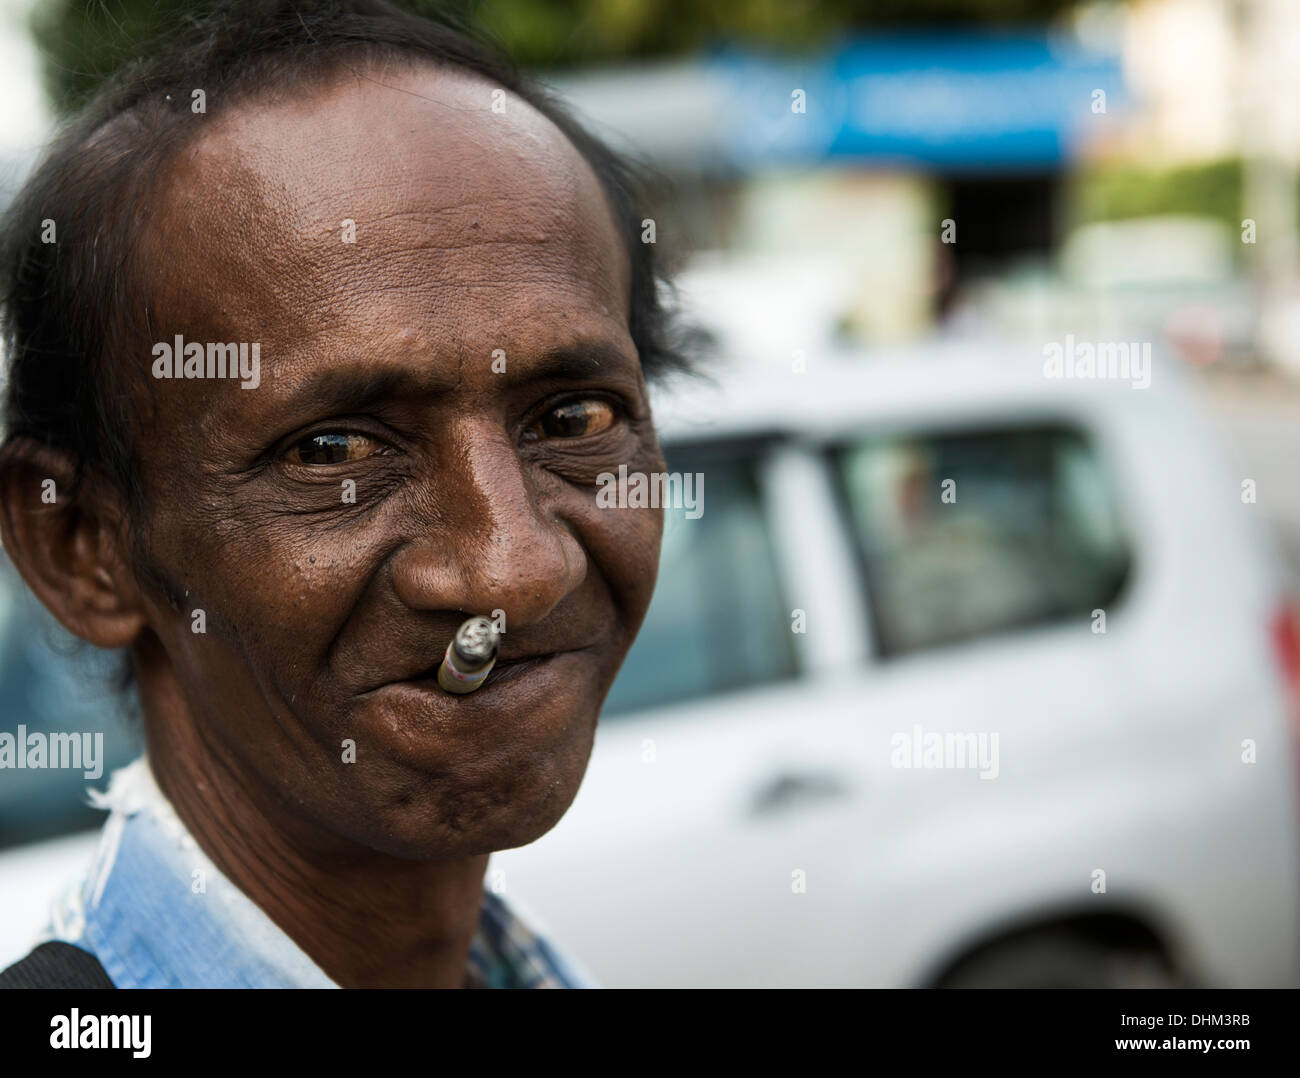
[
  {"xmin": 355, "ymin": 751, "xmax": 590, "ymax": 860},
  {"xmin": 368, "ymin": 800, "xmax": 579, "ymax": 860}
]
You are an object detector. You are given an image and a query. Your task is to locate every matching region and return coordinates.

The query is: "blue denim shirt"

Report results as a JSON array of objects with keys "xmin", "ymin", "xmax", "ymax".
[{"xmin": 41, "ymin": 756, "xmax": 596, "ymax": 988}]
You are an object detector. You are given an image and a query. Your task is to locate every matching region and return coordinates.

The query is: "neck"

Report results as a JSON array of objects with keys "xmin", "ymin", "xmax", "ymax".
[{"xmin": 138, "ymin": 666, "xmax": 488, "ymax": 989}]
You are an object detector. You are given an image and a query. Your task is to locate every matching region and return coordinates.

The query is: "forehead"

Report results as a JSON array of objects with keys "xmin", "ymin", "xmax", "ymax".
[{"xmin": 139, "ymin": 64, "xmax": 632, "ymax": 389}]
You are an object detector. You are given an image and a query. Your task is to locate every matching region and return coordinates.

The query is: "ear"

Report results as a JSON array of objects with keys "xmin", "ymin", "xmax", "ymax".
[{"xmin": 0, "ymin": 439, "xmax": 147, "ymax": 649}]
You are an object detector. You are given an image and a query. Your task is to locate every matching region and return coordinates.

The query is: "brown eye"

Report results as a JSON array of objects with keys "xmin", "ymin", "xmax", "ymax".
[
  {"xmin": 289, "ymin": 432, "xmax": 381, "ymax": 465},
  {"xmin": 531, "ymin": 400, "xmax": 615, "ymax": 440}
]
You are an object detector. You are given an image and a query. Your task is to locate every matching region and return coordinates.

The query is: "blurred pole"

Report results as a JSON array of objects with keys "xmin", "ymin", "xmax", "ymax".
[{"xmin": 1237, "ymin": 0, "xmax": 1300, "ymax": 372}]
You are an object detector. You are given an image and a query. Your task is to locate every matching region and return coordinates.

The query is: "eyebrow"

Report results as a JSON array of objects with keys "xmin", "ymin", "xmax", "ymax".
[{"xmin": 273, "ymin": 341, "xmax": 638, "ymax": 418}]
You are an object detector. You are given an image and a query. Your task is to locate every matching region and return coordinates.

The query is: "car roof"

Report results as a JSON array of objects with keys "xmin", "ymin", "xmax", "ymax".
[{"xmin": 649, "ymin": 336, "xmax": 1189, "ymax": 445}]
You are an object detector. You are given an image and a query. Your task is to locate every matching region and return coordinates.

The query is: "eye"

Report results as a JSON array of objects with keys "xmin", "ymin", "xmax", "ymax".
[
  {"xmin": 527, "ymin": 399, "xmax": 616, "ymax": 441},
  {"xmin": 287, "ymin": 432, "xmax": 384, "ymax": 465}
]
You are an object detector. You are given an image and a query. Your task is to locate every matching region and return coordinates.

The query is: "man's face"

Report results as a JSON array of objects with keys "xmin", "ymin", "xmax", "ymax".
[{"xmin": 129, "ymin": 65, "xmax": 665, "ymax": 858}]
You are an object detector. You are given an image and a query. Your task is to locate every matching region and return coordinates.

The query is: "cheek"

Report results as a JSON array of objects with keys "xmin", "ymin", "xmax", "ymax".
[
  {"xmin": 139, "ymin": 492, "xmax": 373, "ymax": 697},
  {"xmin": 571, "ymin": 430, "xmax": 666, "ymax": 623},
  {"xmin": 582, "ymin": 501, "xmax": 664, "ymax": 624}
]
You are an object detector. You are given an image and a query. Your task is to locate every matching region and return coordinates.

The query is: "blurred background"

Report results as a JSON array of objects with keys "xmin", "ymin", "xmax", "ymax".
[{"xmin": 2, "ymin": 0, "xmax": 1300, "ymax": 987}]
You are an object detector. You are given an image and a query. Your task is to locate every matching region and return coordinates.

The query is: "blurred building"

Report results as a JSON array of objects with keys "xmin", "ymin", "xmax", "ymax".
[
  {"xmin": 556, "ymin": 28, "xmax": 1127, "ymax": 358},
  {"xmin": 554, "ymin": 1, "xmax": 1300, "ymax": 373}
]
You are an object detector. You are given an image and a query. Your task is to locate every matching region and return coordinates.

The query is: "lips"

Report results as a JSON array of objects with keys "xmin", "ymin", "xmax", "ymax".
[
  {"xmin": 480, "ymin": 651, "xmax": 559, "ymax": 685},
  {"xmin": 351, "ymin": 612, "xmax": 611, "ymax": 698},
  {"xmin": 352, "ymin": 645, "xmax": 599, "ymax": 778},
  {"xmin": 427, "ymin": 648, "xmax": 561, "ymax": 683},
  {"xmin": 357, "ymin": 643, "xmax": 591, "ymax": 698},
  {"xmin": 389, "ymin": 650, "xmax": 585, "ymax": 704}
]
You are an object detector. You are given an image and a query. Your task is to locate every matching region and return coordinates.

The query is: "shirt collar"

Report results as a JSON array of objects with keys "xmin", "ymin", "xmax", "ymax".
[{"xmin": 48, "ymin": 756, "xmax": 595, "ymax": 989}]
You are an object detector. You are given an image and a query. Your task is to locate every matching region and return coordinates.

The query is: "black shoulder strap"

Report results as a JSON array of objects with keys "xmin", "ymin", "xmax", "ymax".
[{"xmin": 0, "ymin": 941, "xmax": 116, "ymax": 989}]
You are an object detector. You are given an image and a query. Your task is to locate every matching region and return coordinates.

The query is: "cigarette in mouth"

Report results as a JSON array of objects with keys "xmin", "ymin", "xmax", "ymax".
[{"xmin": 437, "ymin": 615, "xmax": 501, "ymax": 694}]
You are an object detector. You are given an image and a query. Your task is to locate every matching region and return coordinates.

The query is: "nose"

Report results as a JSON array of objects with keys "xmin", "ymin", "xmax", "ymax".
[{"xmin": 389, "ymin": 424, "xmax": 587, "ymax": 630}]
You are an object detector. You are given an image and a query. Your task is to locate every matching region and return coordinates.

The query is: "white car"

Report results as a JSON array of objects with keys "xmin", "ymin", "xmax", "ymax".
[
  {"xmin": 490, "ymin": 340, "xmax": 1300, "ymax": 987},
  {"xmin": 2, "ymin": 339, "xmax": 1298, "ymax": 987}
]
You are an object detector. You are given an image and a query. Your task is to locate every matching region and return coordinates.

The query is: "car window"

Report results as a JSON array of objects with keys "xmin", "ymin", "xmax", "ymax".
[
  {"xmin": 832, "ymin": 423, "xmax": 1132, "ymax": 658},
  {"xmin": 0, "ymin": 553, "xmax": 140, "ymax": 850},
  {"xmin": 602, "ymin": 446, "xmax": 797, "ymax": 716}
]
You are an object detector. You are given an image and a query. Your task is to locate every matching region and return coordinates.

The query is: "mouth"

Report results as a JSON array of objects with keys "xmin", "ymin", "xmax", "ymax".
[
  {"xmin": 363, "ymin": 649, "xmax": 571, "ymax": 697},
  {"xmin": 353, "ymin": 644, "xmax": 600, "ymax": 779},
  {"xmin": 481, "ymin": 651, "xmax": 561, "ymax": 685}
]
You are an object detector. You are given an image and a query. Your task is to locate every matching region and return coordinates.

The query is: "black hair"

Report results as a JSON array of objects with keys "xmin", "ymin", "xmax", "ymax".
[{"xmin": 0, "ymin": 0, "xmax": 688, "ymax": 695}]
